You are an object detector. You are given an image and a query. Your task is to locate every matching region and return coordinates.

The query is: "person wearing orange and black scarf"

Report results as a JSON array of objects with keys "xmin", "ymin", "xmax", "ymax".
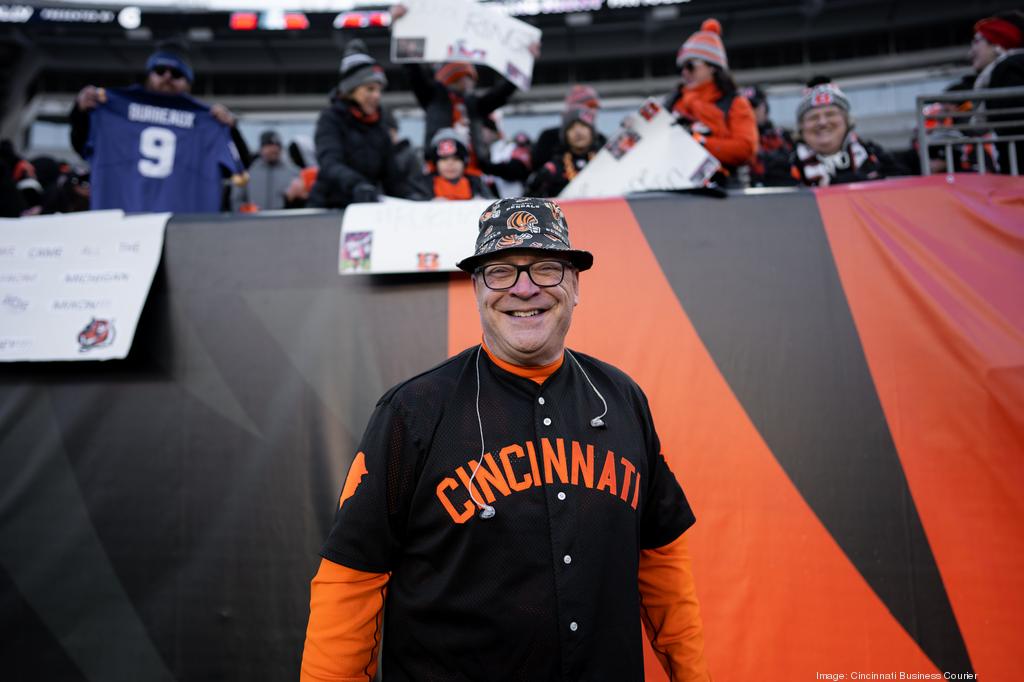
[
  {"xmin": 526, "ymin": 108, "xmax": 601, "ymax": 198},
  {"xmin": 665, "ymin": 18, "xmax": 758, "ymax": 186},
  {"xmin": 418, "ymin": 128, "xmax": 494, "ymax": 201},
  {"xmin": 789, "ymin": 79, "xmax": 906, "ymax": 187},
  {"xmin": 309, "ymin": 40, "xmax": 421, "ymax": 209}
]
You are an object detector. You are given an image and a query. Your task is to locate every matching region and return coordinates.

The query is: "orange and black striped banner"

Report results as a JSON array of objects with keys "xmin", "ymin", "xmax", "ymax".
[{"xmin": 1, "ymin": 175, "xmax": 1021, "ymax": 680}]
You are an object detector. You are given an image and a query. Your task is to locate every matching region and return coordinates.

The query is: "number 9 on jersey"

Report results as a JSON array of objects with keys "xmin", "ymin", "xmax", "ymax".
[{"xmin": 138, "ymin": 126, "xmax": 177, "ymax": 179}]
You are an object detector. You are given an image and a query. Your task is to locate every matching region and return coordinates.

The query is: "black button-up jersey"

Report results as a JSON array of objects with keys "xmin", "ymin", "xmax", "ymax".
[{"xmin": 322, "ymin": 345, "xmax": 696, "ymax": 681}]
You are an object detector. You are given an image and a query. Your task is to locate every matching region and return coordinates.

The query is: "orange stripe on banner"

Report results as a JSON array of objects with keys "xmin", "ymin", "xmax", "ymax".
[
  {"xmin": 449, "ymin": 197, "xmax": 935, "ymax": 680},
  {"xmin": 816, "ymin": 175, "xmax": 1024, "ymax": 681}
]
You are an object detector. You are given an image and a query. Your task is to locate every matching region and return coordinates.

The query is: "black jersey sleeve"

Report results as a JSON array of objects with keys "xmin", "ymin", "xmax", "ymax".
[{"xmin": 320, "ymin": 399, "xmax": 422, "ymax": 573}]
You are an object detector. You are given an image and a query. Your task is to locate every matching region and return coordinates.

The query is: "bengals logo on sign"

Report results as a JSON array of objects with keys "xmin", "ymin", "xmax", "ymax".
[
  {"xmin": 497, "ymin": 233, "xmax": 530, "ymax": 248},
  {"xmin": 506, "ymin": 210, "xmax": 539, "ymax": 232},
  {"xmin": 78, "ymin": 317, "xmax": 115, "ymax": 352}
]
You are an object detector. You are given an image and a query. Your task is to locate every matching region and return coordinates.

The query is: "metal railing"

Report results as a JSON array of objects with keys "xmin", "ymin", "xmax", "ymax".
[{"xmin": 916, "ymin": 86, "xmax": 1024, "ymax": 176}]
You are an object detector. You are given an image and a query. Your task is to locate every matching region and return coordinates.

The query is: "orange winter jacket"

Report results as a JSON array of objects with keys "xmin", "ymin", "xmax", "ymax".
[{"xmin": 672, "ymin": 81, "xmax": 758, "ymax": 169}]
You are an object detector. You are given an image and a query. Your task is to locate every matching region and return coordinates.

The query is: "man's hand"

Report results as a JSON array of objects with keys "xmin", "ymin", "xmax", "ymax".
[
  {"xmin": 76, "ymin": 85, "xmax": 106, "ymax": 111},
  {"xmin": 352, "ymin": 182, "xmax": 379, "ymax": 204},
  {"xmin": 210, "ymin": 103, "xmax": 237, "ymax": 127},
  {"xmin": 285, "ymin": 177, "xmax": 309, "ymax": 202}
]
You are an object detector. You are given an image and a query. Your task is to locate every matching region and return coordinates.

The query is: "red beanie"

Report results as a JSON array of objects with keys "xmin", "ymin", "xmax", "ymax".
[
  {"xmin": 974, "ymin": 17, "xmax": 1023, "ymax": 50},
  {"xmin": 435, "ymin": 62, "xmax": 478, "ymax": 86}
]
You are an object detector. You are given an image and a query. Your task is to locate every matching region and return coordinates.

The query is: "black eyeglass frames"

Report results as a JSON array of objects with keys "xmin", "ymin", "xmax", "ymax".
[{"xmin": 475, "ymin": 260, "xmax": 570, "ymax": 290}]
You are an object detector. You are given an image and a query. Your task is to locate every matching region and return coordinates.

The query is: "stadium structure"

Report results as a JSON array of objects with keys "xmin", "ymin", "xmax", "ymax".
[{"xmin": 1, "ymin": 0, "xmax": 1021, "ymax": 158}]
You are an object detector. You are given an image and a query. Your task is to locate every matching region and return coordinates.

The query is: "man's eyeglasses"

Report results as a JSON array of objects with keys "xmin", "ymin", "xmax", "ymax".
[
  {"xmin": 152, "ymin": 66, "xmax": 186, "ymax": 80},
  {"xmin": 476, "ymin": 260, "xmax": 570, "ymax": 290}
]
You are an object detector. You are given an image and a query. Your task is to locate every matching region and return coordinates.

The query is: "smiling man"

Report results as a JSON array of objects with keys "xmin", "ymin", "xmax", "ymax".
[
  {"xmin": 790, "ymin": 79, "xmax": 904, "ymax": 186},
  {"xmin": 301, "ymin": 197, "xmax": 712, "ymax": 682}
]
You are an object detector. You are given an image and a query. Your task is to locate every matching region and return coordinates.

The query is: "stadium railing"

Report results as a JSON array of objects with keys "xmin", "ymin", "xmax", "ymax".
[{"xmin": 916, "ymin": 86, "xmax": 1024, "ymax": 176}]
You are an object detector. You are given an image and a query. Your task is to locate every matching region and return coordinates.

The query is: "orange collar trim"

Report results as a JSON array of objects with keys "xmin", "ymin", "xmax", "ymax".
[{"xmin": 481, "ymin": 340, "xmax": 563, "ymax": 385}]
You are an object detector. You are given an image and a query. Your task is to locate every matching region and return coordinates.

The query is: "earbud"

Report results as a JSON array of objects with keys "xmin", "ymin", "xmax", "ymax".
[
  {"xmin": 590, "ymin": 417, "xmax": 604, "ymax": 428},
  {"xmin": 479, "ymin": 504, "xmax": 496, "ymax": 519}
]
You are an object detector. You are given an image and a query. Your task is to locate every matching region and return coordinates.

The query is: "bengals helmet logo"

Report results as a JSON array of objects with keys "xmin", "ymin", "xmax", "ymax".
[
  {"xmin": 437, "ymin": 139, "xmax": 458, "ymax": 158},
  {"xmin": 78, "ymin": 317, "xmax": 115, "ymax": 352},
  {"xmin": 506, "ymin": 210, "xmax": 539, "ymax": 232},
  {"xmin": 497, "ymin": 233, "xmax": 530, "ymax": 248},
  {"xmin": 548, "ymin": 202, "xmax": 565, "ymax": 228}
]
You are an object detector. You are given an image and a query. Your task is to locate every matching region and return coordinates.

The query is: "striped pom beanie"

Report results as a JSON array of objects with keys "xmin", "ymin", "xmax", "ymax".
[
  {"xmin": 796, "ymin": 82, "xmax": 852, "ymax": 126},
  {"xmin": 435, "ymin": 62, "xmax": 478, "ymax": 86},
  {"xmin": 338, "ymin": 39, "xmax": 387, "ymax": 95},
  {"xmin": 676, "ymin": 18, "xmax": 727, "ymax": 70},
  {"xmin": 564, "ymin": 84, "xmax": 600, "ymax": 111}
]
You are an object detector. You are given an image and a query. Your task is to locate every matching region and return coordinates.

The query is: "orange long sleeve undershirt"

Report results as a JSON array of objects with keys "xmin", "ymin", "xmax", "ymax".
[
  {"xmin": 300, "ymin": 559, "xmax": 388, "ymax": 682},
  {"xmin": 639, "ymin": 532, "xmax": 713, "ymax": 681}
]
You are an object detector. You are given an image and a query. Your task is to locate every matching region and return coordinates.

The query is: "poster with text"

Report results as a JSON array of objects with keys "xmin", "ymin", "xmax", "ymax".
[
  {"xmin": 339, "ymin": 198, "xmax": 492, "ymax": 274},
  {"xmin": 0, "ymin": 211, "xmax": 168, "ymax": 361},
  {"xmin": 390, "ymin": 0, "xmax": 541, "ymax": 91},
  {"xmin": 559, "ymin": 98, "xmax": 721, "ymax": 199}
]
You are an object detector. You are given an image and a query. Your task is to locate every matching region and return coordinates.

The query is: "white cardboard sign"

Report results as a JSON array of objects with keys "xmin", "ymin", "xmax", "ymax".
[
  {"xmin": 0, "ymin": 211, "xmax": 168, "ymax": 362},
  {"xmin": 559, "ymin": 98, "xmax": 721, "ymax": 199},
  {"xmin": 339, "ymin": 198, "xmax": 493, "ymax": 275},
  {"xmin": 390, "ymin": 0, "xmax": 541, "ymax": 91}
]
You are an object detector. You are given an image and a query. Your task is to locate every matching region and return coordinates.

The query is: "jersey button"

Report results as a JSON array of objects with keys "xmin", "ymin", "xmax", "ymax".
[
  {"xmin": 569, "ymin": 621, "xmax": 579, "ymax": 632},
  {"xmin": 543, "ymin": 417, "xmax": 552, "ymax": 426},
  {"xmin": 563, "ymin": 554, "xmax": 572, "ymax": 565},
  {"xmin": 557, "ymin": 491, "xmax": 566, "ymax": 501},
  {"xmin": 538, "ymin": 396, "xmax": 545, "ymax": 405}
]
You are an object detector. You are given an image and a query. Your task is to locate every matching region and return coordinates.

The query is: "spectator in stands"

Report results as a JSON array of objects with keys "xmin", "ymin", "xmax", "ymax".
[
  {"xmin": 232, "ymin": 130, "xmax": 300, "ymax": 212},
  {"xmin": 481, "ymin": 115, "xmax": 532, "ymax": 198},
  {"xmin": 789, "ymin": 78, "xmax": 905, "ymax": 186},
  {"xmin": 0, "ymin": 140, "xmax": 43, "ymax": 216},
  {"xmin": 526, "ymin": 107, "xmax": 601, "ymax": 198},
  {"xmin": 68, "ymin": 41, "xmax": 246, "ymax": 213},
  {"xmin": 42, "ymin": 165, "xmax": 91, "ymax": 214},
  {"xmin": 969, "ymin": 11, "xmax": 1024, "ymax": 173},
  {"xmin": 70, "ymin": 41, "xmax": 241, "ymax": 160},
  {"xmin": 531, "ymin": 85, "xmax": 606, "ymax": 171},
  {"xmin": 417, "ymin": 128, "xmax": 494, "ymax": 200},
  {"xmin": 667, "ymin": 19, "xmax": 758, "ymax": 186},
  {"xmin": 389, "ymin": 5, "xmax": 534, "ymax": 178},
  {"xmin": 309, "ymin": 40, "xmax": 420, "ymax": 208},
  {"xmin": 382, "ymin": 108, "xmax": 424, "ymax": 191},
  {"xmin": 740, "ymin": 85, "xmax": 795, "ymax": 186}
]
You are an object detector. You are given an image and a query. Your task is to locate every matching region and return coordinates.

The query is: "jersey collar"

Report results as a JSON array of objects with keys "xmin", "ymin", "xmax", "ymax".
[{"xmin": 481, "ymin": 339, "xmax": 564, "ymax": 385}]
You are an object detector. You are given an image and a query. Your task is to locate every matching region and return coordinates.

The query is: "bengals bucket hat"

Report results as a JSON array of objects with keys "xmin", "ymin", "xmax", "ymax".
[{"xmin": 456, "ymin": 197, "xmax": 594, "ymax": 273}]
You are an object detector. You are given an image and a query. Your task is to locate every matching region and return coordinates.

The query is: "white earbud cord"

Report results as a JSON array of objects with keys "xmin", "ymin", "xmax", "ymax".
[
  {"xmin": 470, "ymin": 346, "xmax": 495, "ymax": 519},
  {"xmin": 565, "ymin": 349, "xmax": 609, "ymax": 427}
]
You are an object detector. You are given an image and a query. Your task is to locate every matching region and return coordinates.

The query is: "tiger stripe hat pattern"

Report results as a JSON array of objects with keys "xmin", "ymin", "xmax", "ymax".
[{"xmin": 456, "ymin": 197, "xmax": 595, "ymax": 273}]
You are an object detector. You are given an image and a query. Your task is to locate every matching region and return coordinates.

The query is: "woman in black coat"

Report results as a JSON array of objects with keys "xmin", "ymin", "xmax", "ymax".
[{"xmin": 309, "ymin": 40, "xmax": 418, "ymax": 208}]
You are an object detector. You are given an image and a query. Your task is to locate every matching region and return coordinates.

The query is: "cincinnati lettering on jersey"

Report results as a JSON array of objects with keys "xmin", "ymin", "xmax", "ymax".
[
  {"xmin": 127, "ymin": 103, "xmax": 196, "ymax": 129},
  {"xmin": 436, "ymin": 438, "xmax": 641, "ymax": 523}
]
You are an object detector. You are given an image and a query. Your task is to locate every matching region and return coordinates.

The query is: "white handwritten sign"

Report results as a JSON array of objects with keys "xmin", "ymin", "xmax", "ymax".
[
  {"xmin": 559, "ymin": 98, "xmax": 721, "ymax": 199},
  {"xmin": 339, "ymin": 198, "xmax": 493, "ymax": 274},
  {"xmin": 390, "ymin": 0, "xmax": 541, "ymax": 91},
  {"xmin": 0, "ymin": 211, "xmax": 168, "ymax": 362}
]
